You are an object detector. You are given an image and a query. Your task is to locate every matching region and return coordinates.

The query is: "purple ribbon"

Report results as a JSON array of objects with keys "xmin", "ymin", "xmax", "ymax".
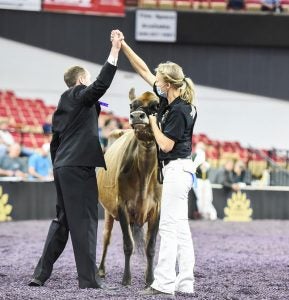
[{"xmin": 99, "ymin": 101, "xmax": 109, "ymax": 107}]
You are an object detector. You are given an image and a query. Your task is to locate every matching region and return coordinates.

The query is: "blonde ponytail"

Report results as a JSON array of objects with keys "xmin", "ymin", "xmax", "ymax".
[{"xmin": 180, "ymin": 77, "xmax": 196, "ymax": 105}]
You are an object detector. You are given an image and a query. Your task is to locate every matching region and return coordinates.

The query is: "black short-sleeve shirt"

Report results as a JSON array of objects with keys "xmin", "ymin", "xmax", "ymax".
[{"xmin": 153, "ymin": 83, "xmax": 197, "ymax": 161}]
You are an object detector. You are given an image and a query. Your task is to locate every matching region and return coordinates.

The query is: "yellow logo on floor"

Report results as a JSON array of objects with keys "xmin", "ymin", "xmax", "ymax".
[
  {"xmin": 224, "ymin": 191, "xmax": 252, "ymax": 222},
  {"xmin": 0, "ymin": 186, "xmax": 12, "ymax": 222}
]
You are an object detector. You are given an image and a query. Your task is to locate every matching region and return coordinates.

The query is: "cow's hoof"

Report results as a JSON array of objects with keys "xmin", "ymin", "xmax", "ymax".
[
  {"xmin": 121, "ymin": 277, "xmax": 131, "ymax": 286},
  {"xmin": 98, "ymin": 269, "xmax": 105, "ymax": 278},
  {"xmin": 145, "ymin": 273, "xmax": 154, "ymax": 287},
  {"xmin": 145, "ymin": 280, "xmax": 154, "ymax": 287}
]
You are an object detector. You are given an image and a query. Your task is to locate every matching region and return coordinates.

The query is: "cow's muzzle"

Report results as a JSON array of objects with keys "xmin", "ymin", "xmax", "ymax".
[{"xmin": 129, "ymin": 110, "xmax": 149, "ymax": 126}]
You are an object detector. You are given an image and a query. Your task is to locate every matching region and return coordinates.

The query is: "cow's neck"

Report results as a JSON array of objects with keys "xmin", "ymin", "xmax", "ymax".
[
  {"xmin": 136, "ymin": 140, "xmax": 157, "ymax": 173},
  {"xmin": 124, "ymin": 139, "xmax": 157, "ymax": 224},
  {"xmin": 135, "ymin": 140, "xmax": 157, "ymax": 213}
]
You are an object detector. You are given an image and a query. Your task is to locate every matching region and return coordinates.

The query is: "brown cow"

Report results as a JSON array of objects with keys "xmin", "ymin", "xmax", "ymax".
[{"xmin": 97, "ymin": 88, "xmax": 162, "ymax": 286}]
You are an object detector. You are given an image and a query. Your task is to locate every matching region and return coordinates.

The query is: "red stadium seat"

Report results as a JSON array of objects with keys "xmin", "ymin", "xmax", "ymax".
[
  {"xmin": 281, "ymin": 0, "xmax": 289, "ymax": 10},
  {"xmin": 26, "ymin": 118, "xmax": 37, "ymax": 126},
  {"xmin": 13, "ymin": 116, "xmax": 24, "ymax": 123},
  {"xmin": 0, "ymin": 106, "xmax": 8, "ymax": 116},
  {"xmin": 10, "ymin": 131, "xmax": 22, "ymax": 143},
  {"xmin": 22, "ymin": 109, "xmax": 32, "ymax": 117},
  {"xmin": 23, "ymin": 140, "xmax": 35, "ymax": 148}
]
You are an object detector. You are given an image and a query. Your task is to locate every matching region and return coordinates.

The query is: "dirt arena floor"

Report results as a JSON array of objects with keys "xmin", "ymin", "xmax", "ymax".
[{"xmin": 0, "ymin": 219, "xmax": 289, "ymax": 300}]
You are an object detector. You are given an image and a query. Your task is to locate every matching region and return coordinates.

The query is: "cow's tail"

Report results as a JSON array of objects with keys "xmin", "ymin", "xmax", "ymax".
[{"xmin": 130, "ymin": 224, "xmax": 145, "ymax": 256}]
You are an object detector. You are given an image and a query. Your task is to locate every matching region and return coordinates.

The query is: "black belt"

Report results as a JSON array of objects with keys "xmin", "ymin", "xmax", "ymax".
[{"xmin": 163, "ymin": 159, "xmax": 171, "ymax": 166}]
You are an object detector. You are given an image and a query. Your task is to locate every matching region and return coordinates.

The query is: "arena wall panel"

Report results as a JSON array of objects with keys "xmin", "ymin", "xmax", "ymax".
[{"xmin": 0, "ymin": 9, "xmax": 289, "ymax": 100}]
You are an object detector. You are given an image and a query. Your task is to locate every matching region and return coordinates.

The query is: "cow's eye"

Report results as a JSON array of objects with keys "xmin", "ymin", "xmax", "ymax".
[{"xmin": 149, "ymin": 103, "xmax": 159, "ymax": 114}]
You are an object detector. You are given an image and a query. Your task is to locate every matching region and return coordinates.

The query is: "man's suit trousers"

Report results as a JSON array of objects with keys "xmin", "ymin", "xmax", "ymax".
[{"xmin": 32, "ymin": 166, "xmax": 101, "ymax": 288}]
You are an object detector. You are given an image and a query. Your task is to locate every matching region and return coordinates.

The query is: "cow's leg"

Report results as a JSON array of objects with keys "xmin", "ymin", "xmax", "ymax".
[
  {"xmin": 98, "ymin": 210, "xmax": 114, "ymax": 278},
  {"xmin": 118, "ymin": 206, "xmax": 133, "ymax": 286},
  {"xmin": 145, "ymin": 213, "xmax": 160, "ymax": 286}
]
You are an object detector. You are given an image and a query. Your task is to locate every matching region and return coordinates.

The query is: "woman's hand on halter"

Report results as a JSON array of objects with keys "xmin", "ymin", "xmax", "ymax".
[{"xmin": 149, "ymin": 114, "xmax": 157, "ymax": 125}]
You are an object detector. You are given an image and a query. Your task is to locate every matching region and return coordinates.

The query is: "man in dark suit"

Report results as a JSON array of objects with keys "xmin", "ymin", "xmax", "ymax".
[{"xmin": 28, "ymin": 32, "xmax": 121, "ymax": 289}]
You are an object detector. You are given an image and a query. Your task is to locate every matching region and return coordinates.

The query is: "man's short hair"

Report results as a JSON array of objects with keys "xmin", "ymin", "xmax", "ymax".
[{"xmin": 64, "ymin": 66, "xmax": 86, "ymax": 88}]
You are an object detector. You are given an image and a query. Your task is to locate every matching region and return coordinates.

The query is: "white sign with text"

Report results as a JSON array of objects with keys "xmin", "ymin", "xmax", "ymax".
[{"xmin": 135, "ymin": 10, "xmax": 177, "ymax": 43}]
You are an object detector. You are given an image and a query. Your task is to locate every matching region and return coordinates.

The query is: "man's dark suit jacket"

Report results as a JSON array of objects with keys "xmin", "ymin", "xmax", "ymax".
[{"xmin": 50, "ymin": 62, "xmax": 117, "ymax": 169}]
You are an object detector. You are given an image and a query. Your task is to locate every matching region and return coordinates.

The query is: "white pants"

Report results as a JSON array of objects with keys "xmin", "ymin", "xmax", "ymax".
[{"xmin": 151, "ymin": 159, "xmax": 195, "ymax": 295}]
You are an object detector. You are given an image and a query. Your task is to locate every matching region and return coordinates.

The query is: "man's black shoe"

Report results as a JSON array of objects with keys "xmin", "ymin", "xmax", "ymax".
[
  {"xmin": 79, "ymin": 282, "xmax": 119, "ymax": 290},
  {"xmin": 28, "ymin": 278, "xmax": 44, "ymax": 287}
]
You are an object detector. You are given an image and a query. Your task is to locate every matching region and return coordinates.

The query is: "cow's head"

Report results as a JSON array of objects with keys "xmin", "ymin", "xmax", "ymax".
[{"xmin": 129, "ymin": 88, "xmax": 159, "ymax": 142}]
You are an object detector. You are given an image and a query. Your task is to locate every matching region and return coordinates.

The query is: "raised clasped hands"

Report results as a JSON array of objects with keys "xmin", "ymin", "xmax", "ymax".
[{"xmin": 110, "ymin": 29, "xmax": 124, "ymax": 50}]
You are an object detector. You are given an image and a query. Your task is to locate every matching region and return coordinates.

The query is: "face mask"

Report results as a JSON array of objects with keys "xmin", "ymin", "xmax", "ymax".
[{"xmin": 156, "ymin": 85, "xmax": 167, "ymax": 98}]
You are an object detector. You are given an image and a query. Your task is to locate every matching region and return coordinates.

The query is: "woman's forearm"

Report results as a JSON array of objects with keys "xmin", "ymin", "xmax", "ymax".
[
  {"xmin": 150, "ymin": 120, "xmax": 175, "ymax": 153},
  {"xmin": 121, "ymin": 40, "xmax": 155, "ymax": 85},
  {"xmin": 121, "ymin": 41, "xmax": 149, "ymax": 74}
]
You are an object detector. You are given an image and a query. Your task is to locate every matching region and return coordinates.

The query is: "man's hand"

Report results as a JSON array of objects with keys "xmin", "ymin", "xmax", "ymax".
[
  {"xmin": 110, "ymin": 29, "xmax": 124, "ymax": 49},
  {"xmin": 108, "ymin": 29, "xmax": 124, "ymax": 65},
  {"xmin": 110, "ymin": 29, "xmax": 124, "ymax": 50},
  {"xmin": 232, "ymin": 183, "xmax": 240, "ymax": 191},
  {"xmin": 6, "ymin": 170, "xmax": 14, "ymax": 177},
  {"xmin": 15, "ymin": 170, "xmax": 28, "ymax": 179}
]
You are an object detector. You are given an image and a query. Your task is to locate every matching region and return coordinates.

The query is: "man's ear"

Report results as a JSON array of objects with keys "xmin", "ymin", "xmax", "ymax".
[{"xmin": 78, "ymin": 76, "xmax": 84, "ymax": 85}]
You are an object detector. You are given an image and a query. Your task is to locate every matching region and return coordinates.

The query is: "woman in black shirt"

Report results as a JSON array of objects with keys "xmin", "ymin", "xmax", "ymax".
[{"xmin": 114, "ymin": 30, "xmax": 197, "ymax": 296}]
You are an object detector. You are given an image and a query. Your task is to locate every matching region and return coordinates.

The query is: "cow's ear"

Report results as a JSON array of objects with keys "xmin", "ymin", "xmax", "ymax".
[{"xmin": 129, "ymin": 88, "xmax": 136, "ymax": 101}]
